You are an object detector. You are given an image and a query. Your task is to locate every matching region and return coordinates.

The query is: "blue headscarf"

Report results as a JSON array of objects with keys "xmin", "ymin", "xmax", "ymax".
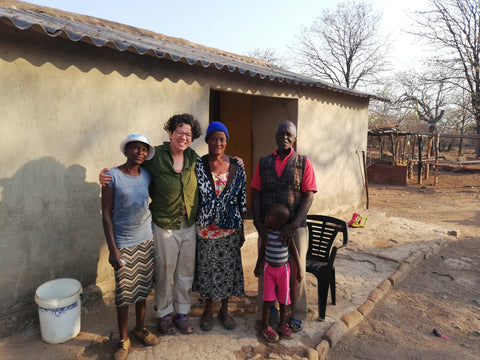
[{"xmin": 205, "ymin": 121, "xmax": 229, "ymax": 142}]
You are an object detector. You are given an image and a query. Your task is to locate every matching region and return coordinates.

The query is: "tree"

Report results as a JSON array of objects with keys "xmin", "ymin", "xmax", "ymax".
[
  {"xmin": 247, "ymin": 48, "xmax": 284, "ymax": 68},
  {"xmin": 396, "ymin": 68, "xmax": 454, "ymax": 134},
  {"xmin": 448, "ymin": 85, "xmax": 476, "ymax": 155},
  {"xmin": 289, "ymin": 1, "xmax": 390, "ymax": 90},
  {"xmin": 411, "ymin": 0, "xmax": 480, "ymax": 157},
  {"xmin": 368, "ymin": 80, "xmax": 416, "ymax": 131}
]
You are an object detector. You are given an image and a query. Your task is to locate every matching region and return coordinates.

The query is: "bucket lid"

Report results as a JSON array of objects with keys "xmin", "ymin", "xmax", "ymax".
[{"xmin": 35, "ymin": 278, "xmax": 82, "ymax": 308}]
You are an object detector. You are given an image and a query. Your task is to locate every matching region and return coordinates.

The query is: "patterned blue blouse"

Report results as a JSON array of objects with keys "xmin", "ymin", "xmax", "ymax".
[{"xmin": 195, "ymin": 155, "xmax": 247, "ymax": 229}]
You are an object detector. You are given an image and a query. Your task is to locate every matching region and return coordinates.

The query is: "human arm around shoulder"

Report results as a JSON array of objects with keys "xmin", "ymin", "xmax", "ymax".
[
  {"xmin": 99, "ymin": 168, "xmax": 112, "ymax": 186},
  {"xmin": 233, "ymin": 156, "xmax": 245, "ymax": 169},
  {"xmin": 101, "ymin": 184, "xmax": 124, "ymax": 269}
]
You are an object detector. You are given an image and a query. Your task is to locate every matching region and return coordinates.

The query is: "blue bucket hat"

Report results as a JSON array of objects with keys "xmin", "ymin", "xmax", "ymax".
[{"xmin": 205, "ymin": 121, "xmax": 229, "ymax": 143}]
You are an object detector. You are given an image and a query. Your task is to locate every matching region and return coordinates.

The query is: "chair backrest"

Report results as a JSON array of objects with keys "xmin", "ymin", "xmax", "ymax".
[{"xmin": 306, "ymin": 215, "xmax": 348, "ymax": 263}]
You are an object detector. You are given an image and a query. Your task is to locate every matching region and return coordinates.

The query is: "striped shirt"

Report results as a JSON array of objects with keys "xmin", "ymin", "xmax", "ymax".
[{"xmin": 265, "ymin": 230, "xmax": 289, "ymax": 267}]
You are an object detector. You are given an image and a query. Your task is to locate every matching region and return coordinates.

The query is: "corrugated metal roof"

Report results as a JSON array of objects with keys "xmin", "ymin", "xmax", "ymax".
[{"xmin": 0, "ymin": 4, "xmax": 388, "ymax": 102}]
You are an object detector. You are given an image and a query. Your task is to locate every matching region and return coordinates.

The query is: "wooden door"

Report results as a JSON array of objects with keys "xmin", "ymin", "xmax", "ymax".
[{"xmin": 219, "ymin": 92, "xmax": 253, "ymax": 208}]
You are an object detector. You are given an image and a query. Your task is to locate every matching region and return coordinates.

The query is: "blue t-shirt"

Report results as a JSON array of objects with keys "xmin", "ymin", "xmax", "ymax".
[{"xmin": 107, "ymin": 167, "xmax": 152, "ymax": 248}]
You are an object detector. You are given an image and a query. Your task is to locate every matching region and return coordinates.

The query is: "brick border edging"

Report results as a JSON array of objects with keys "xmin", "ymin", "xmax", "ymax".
[{"xmin": 305, "ymin": 238, "xmax": 449, "ymax": 360}]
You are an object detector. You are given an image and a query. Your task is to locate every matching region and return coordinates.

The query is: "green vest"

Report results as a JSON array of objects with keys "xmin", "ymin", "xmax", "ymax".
[{"xmin": 142, "ymin": 142, "xmax": 199, "ymax": 230}]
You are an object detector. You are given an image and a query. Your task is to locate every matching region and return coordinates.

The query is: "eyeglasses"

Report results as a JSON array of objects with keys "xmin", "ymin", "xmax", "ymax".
[{"xmin": 174, "ymin": 130, "xmax": 192, "ymax": 138}]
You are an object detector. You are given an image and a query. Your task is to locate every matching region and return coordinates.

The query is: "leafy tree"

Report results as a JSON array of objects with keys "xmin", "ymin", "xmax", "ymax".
[{"xmin": 290, "ymin": 1, "xmax": 390, "ymax": 90}]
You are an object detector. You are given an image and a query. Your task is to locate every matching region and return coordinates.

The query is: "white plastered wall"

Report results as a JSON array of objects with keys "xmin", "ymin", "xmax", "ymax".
[
  {"xmin": 0, "ymin": 26, "xmax": 210, "ymax": 317},
  {"xmin": 297, "ymin": 89, "xmax": 369, "ymax": 215}
]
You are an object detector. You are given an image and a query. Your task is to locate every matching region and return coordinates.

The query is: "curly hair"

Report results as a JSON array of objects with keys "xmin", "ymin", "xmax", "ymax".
[{"xmin": 163, "ymin": 114, "xmax": 202, "ymax": 140}]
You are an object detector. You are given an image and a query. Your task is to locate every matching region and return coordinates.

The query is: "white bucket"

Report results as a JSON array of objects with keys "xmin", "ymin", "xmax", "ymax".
[{"xmin": 34, "ymin": 278, "xmax": 82, "ymax": 344}]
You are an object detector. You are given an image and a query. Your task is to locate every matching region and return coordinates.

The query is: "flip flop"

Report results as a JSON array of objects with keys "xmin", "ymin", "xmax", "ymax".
[
  {"xmin": 289, "ymin": 318, "xmax": 303, "ymax": 332},
  {"xmin": 174, "ymin": 315, "xmax": 195, "ymax": 334}
]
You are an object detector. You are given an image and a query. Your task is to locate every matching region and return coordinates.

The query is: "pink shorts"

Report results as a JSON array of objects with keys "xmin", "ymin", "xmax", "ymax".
[{"xmin": 262, "ymin": 262, "xmax": 291, "ymax": 305}]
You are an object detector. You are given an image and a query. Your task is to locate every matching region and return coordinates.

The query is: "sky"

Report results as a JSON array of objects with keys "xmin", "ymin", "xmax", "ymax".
[{"xmin": 26, "ymin": 0, "xmax": 430, "ymax": 70}]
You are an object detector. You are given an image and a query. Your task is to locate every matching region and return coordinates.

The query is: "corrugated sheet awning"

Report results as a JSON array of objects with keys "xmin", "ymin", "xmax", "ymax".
[{"xmin": 0, "ymin": 3, "xmax": 388, "ymax": 102}]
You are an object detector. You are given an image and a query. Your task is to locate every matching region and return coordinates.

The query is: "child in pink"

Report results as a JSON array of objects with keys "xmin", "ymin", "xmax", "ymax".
[{"xmin": 254, "ymin": 204, "xmax": 302, "ymax": 342}]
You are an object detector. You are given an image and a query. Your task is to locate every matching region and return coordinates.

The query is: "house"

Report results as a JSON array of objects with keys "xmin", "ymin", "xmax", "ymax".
[{"xmin": 0, "ymin": 0, "xmax": 382, "ymax": 333}]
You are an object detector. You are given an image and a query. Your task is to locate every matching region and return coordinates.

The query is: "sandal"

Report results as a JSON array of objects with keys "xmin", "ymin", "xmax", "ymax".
[
  {"xmin": 158, "ymin": 315, "xmax": 176, "ymax": 335},
  {"xmin": 174, "ymin": 315, "xmax": 195, "ymax": 334},
  {"xmin": 262, "ymin": 326, "xmax": 279, "ymax": 342},
  {"xmin": 289, "ymin": 318, "xmax": 303, "ymax": 332},
  {"xmin": 218, "ymin": 311, "xmax": 236, "ymax": 330},
  {"xmin": 278, "ymin": 323, "xmax": 295, "ymax": 339}
]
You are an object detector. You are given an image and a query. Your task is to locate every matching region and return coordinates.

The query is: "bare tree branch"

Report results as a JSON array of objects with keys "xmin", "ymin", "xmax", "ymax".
[
  {"xmin": 289, "ymin": 1, "xmax": 390, "ymax": 90},
  {"xmin": 409, "ymin": 0, "xmax": 480, "ymax": 156}
]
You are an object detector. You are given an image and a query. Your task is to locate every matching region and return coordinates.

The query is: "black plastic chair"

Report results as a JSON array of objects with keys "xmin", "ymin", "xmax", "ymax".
[{"xmin": 305, "ymin": 215, "xmax": 348, "ymax": 321}]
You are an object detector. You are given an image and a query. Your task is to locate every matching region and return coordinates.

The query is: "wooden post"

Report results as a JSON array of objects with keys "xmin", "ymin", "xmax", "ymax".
[
  {"xmin": 418, "ymin": 136, "xmax": 423, "ymax": 185},
  {"xmin": 434, "ymin": 135, "xmax": 440, "ymax": 186},
  {"xmin": 379, "ymin": 136, "xmax": 383, "ymax": 163},
  {"xmin": 389, "ymin": 134, "xmax": 395, "ymax": 164},
  {"xmin": 411, "ymin": 135, "xmax": 416, "ymax": 180},
  {"xmin": 425, "ymin": 136, "xmax": 433, "ymax": 180},
  {"xmin": 362, "ymin": 151, "xmax": 369, "ymax": 209}
]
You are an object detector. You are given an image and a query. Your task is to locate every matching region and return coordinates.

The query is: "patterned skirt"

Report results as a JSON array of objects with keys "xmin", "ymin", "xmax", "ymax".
[
  {"xmin": 115, "ymin": 238, "xmax": 154, "ymax": 307},
  {"xmin": 193, "ymin": 230, "xmax": 245, "ymax": 300}
]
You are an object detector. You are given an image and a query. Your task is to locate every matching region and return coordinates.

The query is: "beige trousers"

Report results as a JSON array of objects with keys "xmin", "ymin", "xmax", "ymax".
[{"xmin": 153, "ymin": 217, "xmax": 196, "ymax": 318}]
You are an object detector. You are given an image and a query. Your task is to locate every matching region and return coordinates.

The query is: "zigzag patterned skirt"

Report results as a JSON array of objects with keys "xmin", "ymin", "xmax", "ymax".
[{"xmin": 115, "ymin": 238, "xmax": 154, "ymax": 307}]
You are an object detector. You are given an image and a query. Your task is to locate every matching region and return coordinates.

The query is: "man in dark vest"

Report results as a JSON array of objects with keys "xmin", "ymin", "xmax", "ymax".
[{"xmin": 251, "ymin": 121, "xmax": 317, "ymax": 333}]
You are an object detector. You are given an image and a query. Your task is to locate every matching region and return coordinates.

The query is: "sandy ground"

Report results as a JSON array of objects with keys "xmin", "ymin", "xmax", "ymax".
[{"xmin": 327, "ymin": 169, "xmax": 480, "ymax": 360}]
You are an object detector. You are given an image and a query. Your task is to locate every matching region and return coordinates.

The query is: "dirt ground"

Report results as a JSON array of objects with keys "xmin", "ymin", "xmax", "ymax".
[
  {"xmin": 327, "ymin": 167, "xmax": 480, "ymax": 360},
  {"xmin": 2, "ymin": 157, "xmax": 479, "ymax": 360}
]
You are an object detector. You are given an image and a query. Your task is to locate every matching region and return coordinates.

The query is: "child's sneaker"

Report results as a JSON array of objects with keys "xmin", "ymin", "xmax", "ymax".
[
  {"xmin": 279, "ymin": 323, "xmax": 295, "ymax": 339},
  {"xmin": 114, "ymin": 338, "xmax": 131, "ymax": 360},
  {"xmin": 134, "ymin": 327, "xmax": 159, "ymax": 346},
  {"xmin": 262, "ymin": 326, "xmax": 279, "ymax": 342}
]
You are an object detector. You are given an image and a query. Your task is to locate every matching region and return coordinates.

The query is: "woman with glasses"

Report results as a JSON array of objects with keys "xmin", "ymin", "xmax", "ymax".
[
  {"xmin": 101, "ymin": 114, "xmax": 201, "ymax": 335},
  {"xmin": 142, "ymin": 114, "xmax": 202, "ymax": 335}
]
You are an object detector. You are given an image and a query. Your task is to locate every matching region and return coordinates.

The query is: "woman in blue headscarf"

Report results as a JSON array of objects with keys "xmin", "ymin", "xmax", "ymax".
[{"xmin": 193, "ymin": 121, "xmax": 247, "ymax": 332}]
